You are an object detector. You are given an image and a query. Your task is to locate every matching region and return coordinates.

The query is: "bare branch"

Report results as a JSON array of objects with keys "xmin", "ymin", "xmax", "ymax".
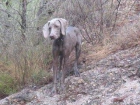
[
  {"xmin": 112, "ymin": 0, "xmax": 121, "ymax": 31},
  {"xmin": 0, "ymin": 8, "xmax": 23, "ymax": 28}
]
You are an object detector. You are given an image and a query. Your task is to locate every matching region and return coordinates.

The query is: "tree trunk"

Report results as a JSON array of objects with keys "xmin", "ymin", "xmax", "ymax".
[{"xmin": 21, "ymin": 0, "xmax": 27, "ymax": 42}]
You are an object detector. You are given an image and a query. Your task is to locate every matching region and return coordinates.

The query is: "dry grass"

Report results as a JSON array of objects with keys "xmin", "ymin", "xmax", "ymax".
[
  {"xmin": 110, "ymin": 17, "xmax": 140, "ymax": 50},
  {"xmin": 81, "ymin": 13, "xmax": 140, "ymax": 66},
  {"xmin": 0, "ymin": 43, "xmax": 53, "ymax": 98}
]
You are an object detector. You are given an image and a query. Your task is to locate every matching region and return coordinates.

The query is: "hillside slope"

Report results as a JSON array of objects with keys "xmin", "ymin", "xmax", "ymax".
[{"xmin": 0, "ymin": 46, "xmax": 140, "ymax": 105}]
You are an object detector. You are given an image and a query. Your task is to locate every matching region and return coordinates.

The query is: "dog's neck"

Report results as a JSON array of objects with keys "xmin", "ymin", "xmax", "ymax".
[{"xmin": 53, "ymin": 34, "xmax": 64, "ymax": 56}]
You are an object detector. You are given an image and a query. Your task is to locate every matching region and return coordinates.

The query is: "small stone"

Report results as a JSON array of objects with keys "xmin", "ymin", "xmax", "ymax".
[
  {"xmin": 77, "ymin": 78, "xmax": 84, "ymax": 84},
  {"xmin": 110, "ymin": 73, "xmax": 113, "ymax": 76}
]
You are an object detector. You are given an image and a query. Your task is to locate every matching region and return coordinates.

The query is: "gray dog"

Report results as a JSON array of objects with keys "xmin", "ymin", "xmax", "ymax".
[{"xmin": 43, "ymin": 18, "xmax": 81, "ymax": 94}]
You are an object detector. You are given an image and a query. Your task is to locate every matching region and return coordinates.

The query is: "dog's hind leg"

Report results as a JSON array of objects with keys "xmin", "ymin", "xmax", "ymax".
[{"xmin": 74, "ymin": 43, "xmax": 81, "ymax": 77}]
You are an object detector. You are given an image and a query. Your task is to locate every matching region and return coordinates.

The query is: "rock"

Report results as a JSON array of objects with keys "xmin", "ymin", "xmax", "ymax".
[{"xmin": 77, "ymin": 78, "xmax": 84, "ymax": 84}]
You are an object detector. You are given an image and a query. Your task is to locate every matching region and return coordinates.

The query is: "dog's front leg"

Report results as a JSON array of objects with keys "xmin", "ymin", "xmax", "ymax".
[
  {"xmin": 60, "ymin": 56, "xmax": 69, "ymax": 94},
  {"xmin": 50, "ymin": 59, "xmax": 59, "ymax": 95}
]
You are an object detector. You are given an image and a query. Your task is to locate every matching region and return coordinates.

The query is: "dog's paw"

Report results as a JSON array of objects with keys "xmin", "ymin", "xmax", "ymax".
[
  {"xmin": 49, "ymin": 87, "xmax": 57, "ymax": 97},
  {"xmin": 59, "ymin": 84, "xmax": 66, "ymax": 94},
  {"xmin": 74, "ymin": 70, "xmax": 80, "ymax": 77}
]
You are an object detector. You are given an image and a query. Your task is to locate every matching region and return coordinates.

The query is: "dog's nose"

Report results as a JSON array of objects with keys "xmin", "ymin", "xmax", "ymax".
[{"xmin": 50, "ymin": 35, "xmax": 55, "ymax": 40}]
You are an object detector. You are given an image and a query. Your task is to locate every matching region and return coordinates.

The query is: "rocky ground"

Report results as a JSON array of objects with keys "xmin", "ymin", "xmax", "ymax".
[{"xmin": 0, "ymin": 46, "xmax": 140, "ymax": 105}]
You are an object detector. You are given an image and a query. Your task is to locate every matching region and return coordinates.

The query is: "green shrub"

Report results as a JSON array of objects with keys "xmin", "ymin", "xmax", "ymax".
[
  {"xmin": 31, "ymin": 70, "xmax": 52, "ymax": 85},
  {"xmin": 0, "ymin": 73, "xmax": 17, "ymax": 95}
]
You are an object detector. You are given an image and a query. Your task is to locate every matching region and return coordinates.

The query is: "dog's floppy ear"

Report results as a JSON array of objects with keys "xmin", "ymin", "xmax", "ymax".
[
  {"xmin": 42, "ymin": 21, "xmax": 50, "ymax": 38},
  {"xmin": 58, "ymin": 18, "xmax": 68, "ymax": 35}
]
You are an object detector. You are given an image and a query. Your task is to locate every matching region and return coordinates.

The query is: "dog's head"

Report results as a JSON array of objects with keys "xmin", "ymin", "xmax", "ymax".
[{"xmin": 43, "ymin": 18, "xmax": 68, "ymax": 40}]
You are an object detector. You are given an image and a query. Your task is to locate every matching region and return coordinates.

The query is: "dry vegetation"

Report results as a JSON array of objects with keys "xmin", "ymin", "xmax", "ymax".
[{"xmin": 0, "ymin": 0, "xmax": 140, "ymax": 98}]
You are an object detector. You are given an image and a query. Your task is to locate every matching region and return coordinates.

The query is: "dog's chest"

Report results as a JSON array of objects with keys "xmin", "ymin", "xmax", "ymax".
[
  {"xmin": 54, "ymin": 38, "xmax": 64, "ymax": 56},
  {"xmin": 58, "ymin": 40, "xmax": 64, "ymax": 56}
]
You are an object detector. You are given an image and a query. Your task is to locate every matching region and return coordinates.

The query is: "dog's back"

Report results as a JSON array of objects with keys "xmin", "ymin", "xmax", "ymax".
[{"xmin": 64, "ymin": 26, "xmax": 81, "ymax": 53}]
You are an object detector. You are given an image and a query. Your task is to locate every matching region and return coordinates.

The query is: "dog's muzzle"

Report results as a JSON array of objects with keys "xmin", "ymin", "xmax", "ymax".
[{"xmin": 50, "ymin": 36, "xmax": 55, "ymax": 40}]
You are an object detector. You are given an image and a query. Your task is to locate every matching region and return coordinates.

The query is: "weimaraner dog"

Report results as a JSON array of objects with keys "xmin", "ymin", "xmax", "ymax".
[{"xmin": 43, "ymin": 18, "xmax": 81, "ymax": 94}]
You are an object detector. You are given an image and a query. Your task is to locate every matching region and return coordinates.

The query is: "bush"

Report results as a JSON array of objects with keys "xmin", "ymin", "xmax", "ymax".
[
  {"xmin": 31, "ymin": 70, "xmax": 52, "ymax": 85},
  {"xmin": 0, "ymin": 73, "xmax": 17, "ymax": 95}
]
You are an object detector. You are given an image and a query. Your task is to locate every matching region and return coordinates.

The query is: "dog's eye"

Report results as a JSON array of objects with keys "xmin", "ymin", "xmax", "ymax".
[
  {"xmin": 49, "ymin": 27, "xmax": 51, "ymax": 31},
  {"xmin": 54, "ymin": 25, "xmax": 58, "ymax": 28}
]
